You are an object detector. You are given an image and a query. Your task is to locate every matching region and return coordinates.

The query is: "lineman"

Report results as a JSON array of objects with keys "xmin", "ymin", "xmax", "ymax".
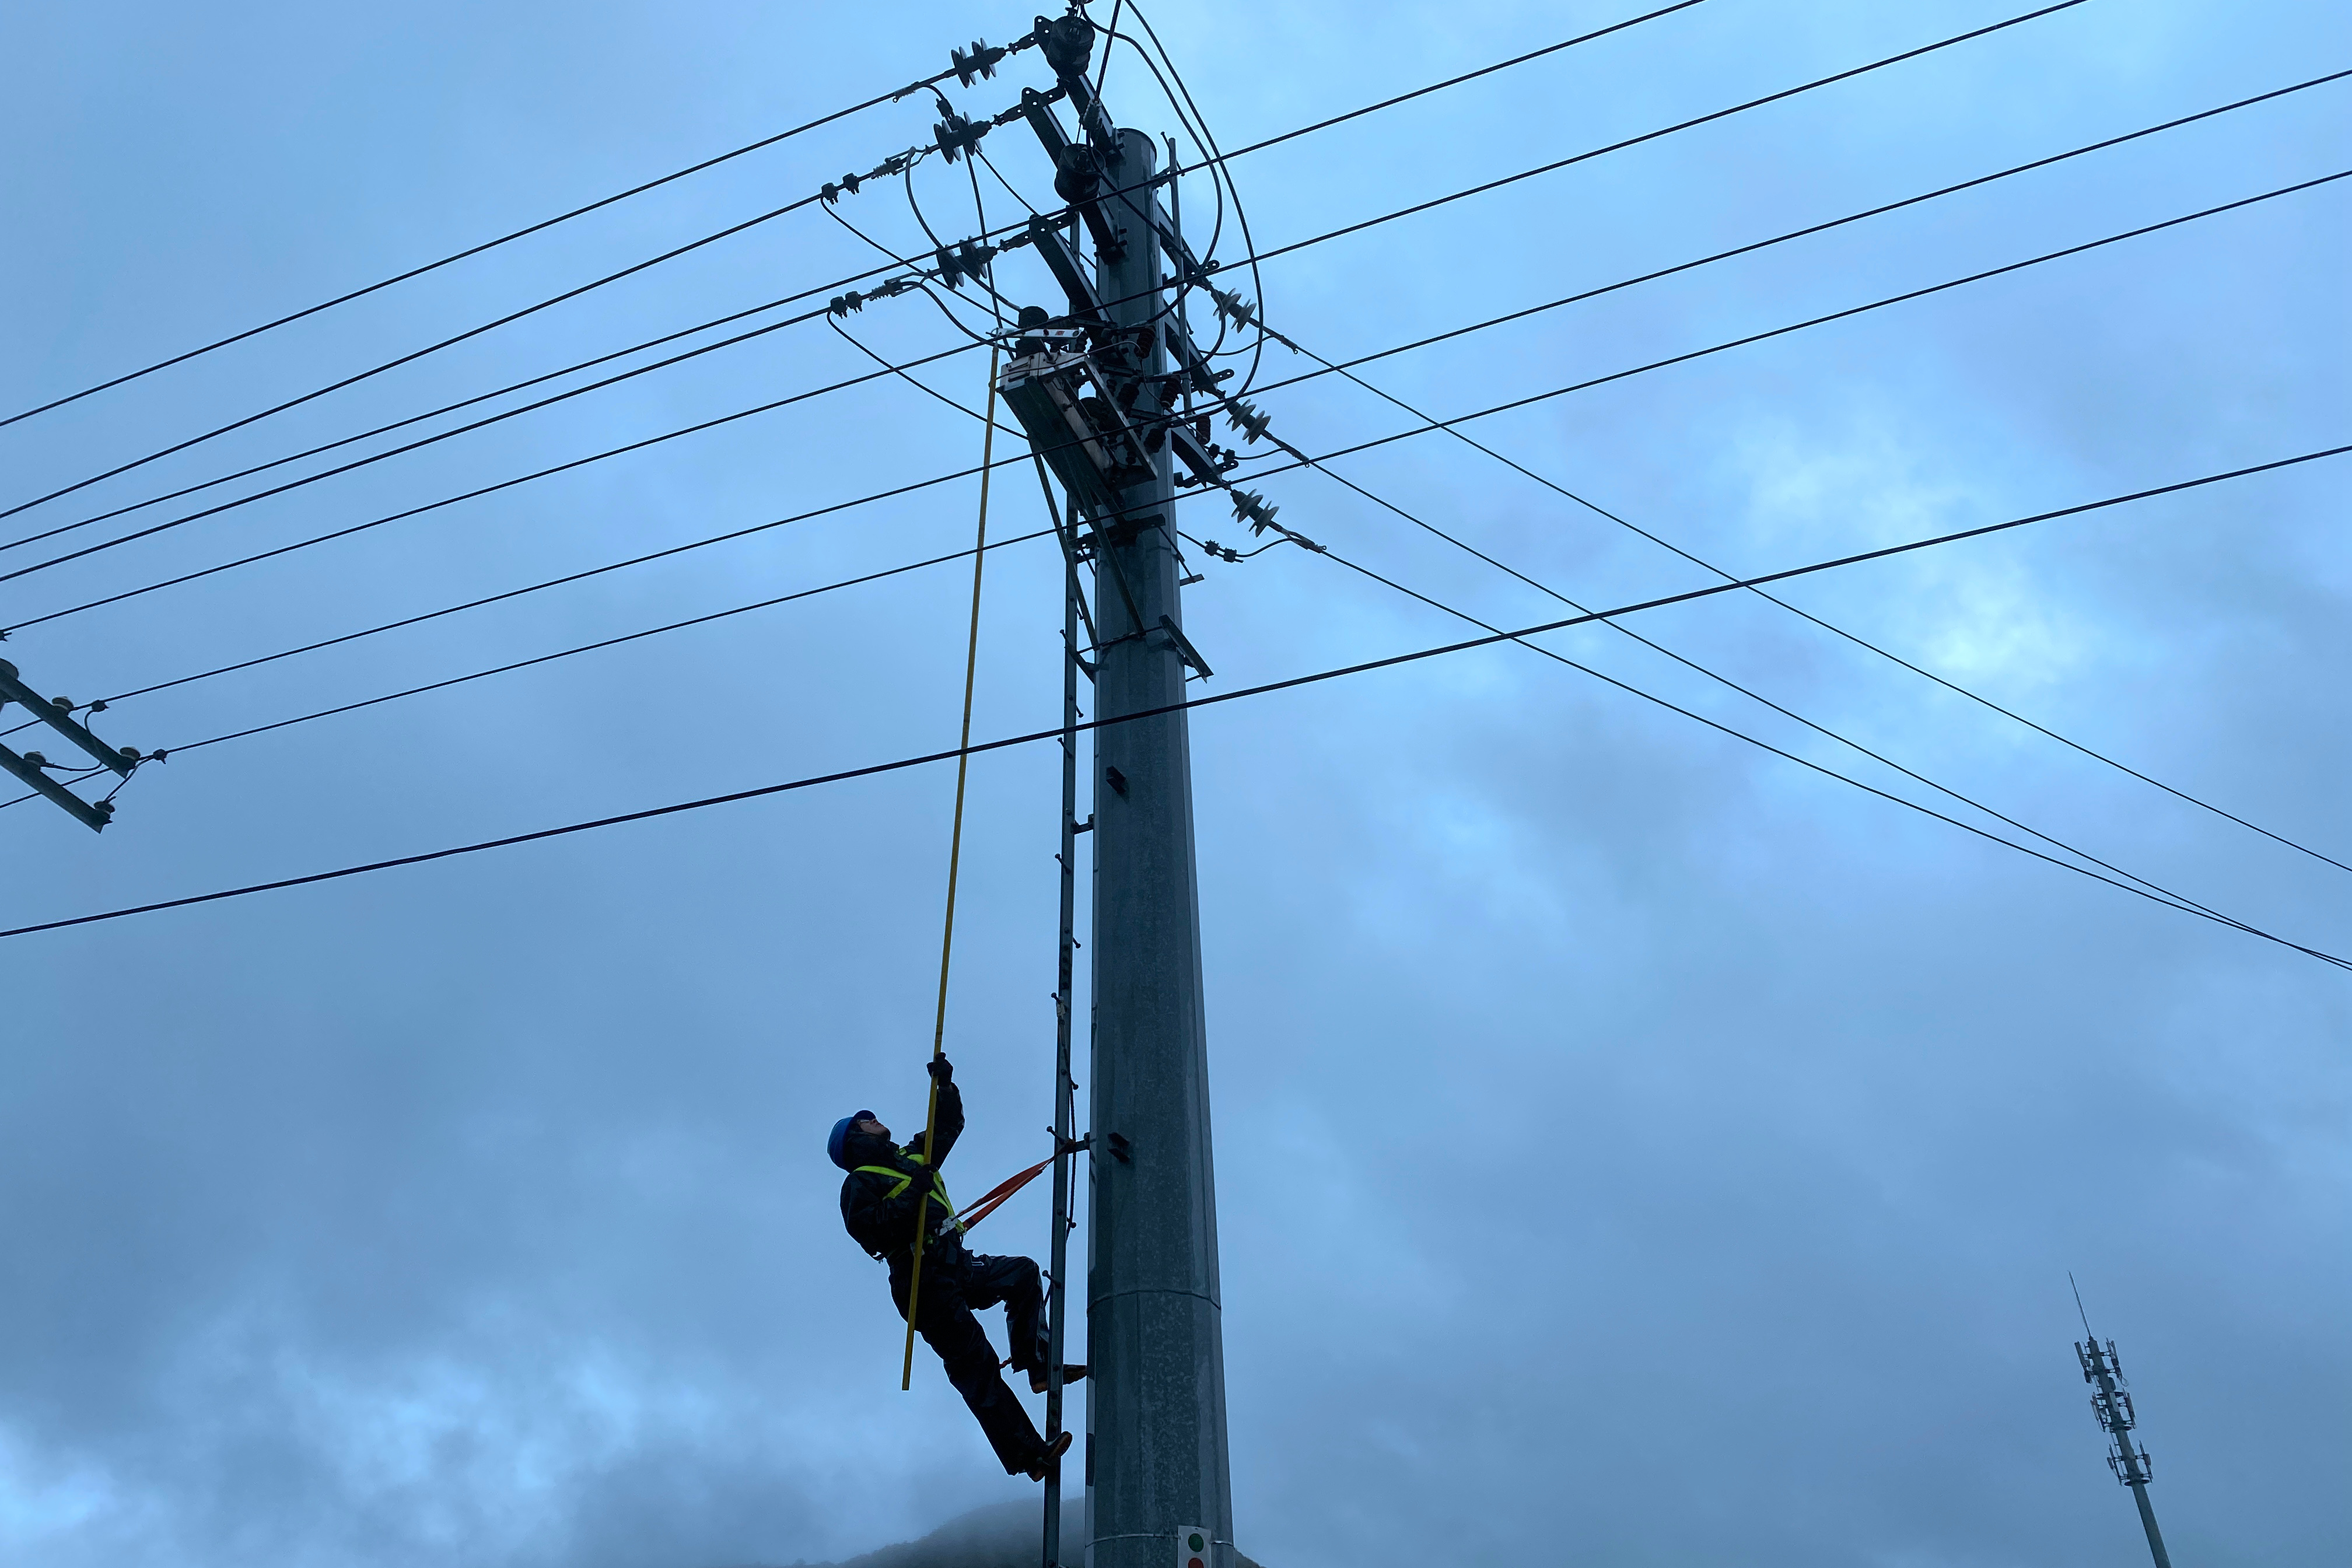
[{"xmin": 829, "ymin": 1057, "xmax": 1083, "ymax": 1479}]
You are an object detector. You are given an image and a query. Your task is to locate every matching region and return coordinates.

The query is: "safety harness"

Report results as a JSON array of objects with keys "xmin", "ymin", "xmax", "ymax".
[
  {"xmin": 855, "ymin": 1157, "xmax": 961, "ymax": 1260},
  {"xmin": 854, "ymin": 1151, "xmax": 1058, "ymax": 1262}
]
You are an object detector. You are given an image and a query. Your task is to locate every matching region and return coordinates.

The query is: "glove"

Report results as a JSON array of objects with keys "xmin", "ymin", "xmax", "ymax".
[{"xmin": 926, "ymin": 1056, "xmax": 954, "ymax": 1084}]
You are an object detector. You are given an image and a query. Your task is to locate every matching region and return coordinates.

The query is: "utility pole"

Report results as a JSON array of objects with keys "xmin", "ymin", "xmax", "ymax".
[
  {"xmin": 1084, "ymin": 123, "xmax": 1234, "ymax": 1568},
  {"xmin": 996, "ymin": 17, "xmax": 1240, "ymax": 1560},
  {"xmin": 2073, "ymin": 1281, "xmax": 2174, "ymax": 1568}
]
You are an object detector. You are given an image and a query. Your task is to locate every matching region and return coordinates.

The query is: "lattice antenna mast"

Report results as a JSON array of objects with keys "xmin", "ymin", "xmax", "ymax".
[{"xmin": 2072, "ymin": 1279, "xmax": 2175, "ymax": 1568}]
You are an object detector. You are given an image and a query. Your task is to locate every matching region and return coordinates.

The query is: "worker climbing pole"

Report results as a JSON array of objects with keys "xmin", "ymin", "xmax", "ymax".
[{"xmin": 825, "ymin": 336, "xmax": 1086, "ymax": 1483}]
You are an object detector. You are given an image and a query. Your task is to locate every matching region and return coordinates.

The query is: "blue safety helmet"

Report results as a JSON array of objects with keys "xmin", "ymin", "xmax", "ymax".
[{"xmin": 828, "ymin": 1110, "xmax": 877, "ymax": 1171}]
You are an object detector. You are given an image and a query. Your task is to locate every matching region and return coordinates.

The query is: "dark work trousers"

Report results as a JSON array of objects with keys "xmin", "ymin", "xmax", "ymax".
[{"xmin": 890, "ymin": 1248, "xmax": 1050, "ymax": 1474}]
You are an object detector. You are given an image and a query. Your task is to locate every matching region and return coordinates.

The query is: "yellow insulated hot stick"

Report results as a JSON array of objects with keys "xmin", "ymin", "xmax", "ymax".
[{"xmin": 902, "ymin": 346, "xmax": 998, "ymax": 1391}]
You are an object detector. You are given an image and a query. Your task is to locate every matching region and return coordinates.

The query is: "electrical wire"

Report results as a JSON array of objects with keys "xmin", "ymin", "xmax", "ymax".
[
  {"xmin": 0, "ymin": 52, "xmax": 1028, "ymax": 430},
  {"xmin": 78, "ymin": 443, "xmax": 2352, "ymax": 810},
  {"xmin": 827, "ymin": 320, "xmax": 1023, "ymax": 438},
  {"xmin": 1109, "ymin": 5, "xmax": 1270, "ymax": 393},
  {"xmin": 9, "ymin": 448, "xmax": 2347, "ymax": 962},
  {"xmin": 1224, "ymin": 67, "xmax": 2352, "ymax": 426},
  {"xmin": 0, "ymin": 340, "xmax": 990, "ymax": 635},
  {"xmin": 166, "ymin": 528, "xmax": 1059, "ymax": 754},
  {"xmin": 0, "ymin": 293, "xmax": 937, "ymax": 589},
  {"xmin": 0, "ymin": 167, "xmax": 931, "ymax": 527},
  {"xmin": 974, "ymin": 144, "xmax": 1046, "ymax": 219},
  {"xmin": 0, "ymin": 275, "xmax": 928, "ymax": 559},
  {"xmin": 12, "ymin": 0, "xmax": 2205, "ymax": 573},
  {"xmin": 1304, "ymin": 539, "xmax": 2347, "ymax": 968},
  {"xmin": 1283, "ymin": 445, "xmax": 2294, "ymax": 933},
  {"xmin": 1268, "ymin": 313, "xmax": 2352, "ymax": 879},
  {"xmin": 1, "ymin": 0, "xmax": 2064, "ymax": 526},
  {"xmin": 1219, "ymin": 169, "xmax": 2352, "ymax": 488},
  {"xmin": 24, "ymin": 167, "xmax": 2334, "ymax": 667},
  {"xmin": 18, "ymin": 75, "xmax": 2339, "ymax": 600}
]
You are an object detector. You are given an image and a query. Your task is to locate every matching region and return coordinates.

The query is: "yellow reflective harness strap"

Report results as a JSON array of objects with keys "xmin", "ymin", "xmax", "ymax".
[{"xmin": 855, "ymin": 1164, "xmax": 958, "ymax": 1227}]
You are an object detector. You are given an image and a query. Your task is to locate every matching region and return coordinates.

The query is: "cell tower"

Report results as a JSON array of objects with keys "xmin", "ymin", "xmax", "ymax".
[{"xmin": 2072, "ymin": 1278, "xmax": 2174, "ymax": 1568}]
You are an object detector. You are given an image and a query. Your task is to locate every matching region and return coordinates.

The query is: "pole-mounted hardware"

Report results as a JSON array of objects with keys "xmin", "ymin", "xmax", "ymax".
[{"xmin": 0, "ymin": 659, "xmax": 146, "ymax": 832}]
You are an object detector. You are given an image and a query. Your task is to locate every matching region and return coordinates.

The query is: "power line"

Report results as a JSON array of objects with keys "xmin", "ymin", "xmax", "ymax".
[
  {"xmin": 0, "ymin": 293, "xmax": 892, "ymax": 587},
  {"xmin": 1260, "ymin": 298, "xmax": 2352, "ymax": 882},
  {"xmin": 0, "ymin": 46, "xmax": 1042, "ymax": 430},
  {"xmin": 0, "ymin": 0, "xmax": 2081, "ymax": 530},
  {"xmin": 1282, "ymin": 457, "xmax": 2320, "ymax": 954},
  {"xmin": 0, "ymin": 167, "xmax": 933, "ymax": 528},
  {"xmin": 164, "ymin": 528, "xmax": 1058, "ymax": 754},
  {"xmin": 0, "ymin": 279, "xmax": 899, "ymax": 559},
  {"xmin": 6, "ymin": 443, "xmax": 2344, "ymax": 951},
  {"xmin": 899, "ymin": 270, "xmax": 2203, "ymax": 930},
  {"xmin": 19, "ymin": 87, "xmax": 2340, "ymax": 606},
  {"xmin": 1228, "ymin": 68, "xmax": 2352, "ymax": 426},
  {"xmin": 0, "ymin": 0, "xmax": 1702, "ymax": 520},
  {"xmin": 1310, "ymin": 540, "xmax": 2342, "ymax": 965},
  {"xmin": 19, "ymin": 162, "xmax": 2317, "ymax": 638},
  {"xmin": 7, "ymin": 0, "xmax": 2180, "ymax": 582},
  {"xmin": 0, "ymin": 348, "xmax": 992, "ymax": 636},
  {"xmin": 1203, "ymin": 0, "xmax": 2101, "ymax": 282},
  {"xmin": 1224, "ymin": 168, "xmax": 2352, "ymax": 488}
]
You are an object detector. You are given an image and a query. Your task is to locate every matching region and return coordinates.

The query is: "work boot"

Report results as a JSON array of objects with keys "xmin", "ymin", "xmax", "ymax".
[
  {"xmin": 1026, "ymin": 1430, "xmax": 1073, "ymax": 1482},
  {"xmin": 1030, "ymin": 1362, "xmax": 1088, "ymax": 1395}
]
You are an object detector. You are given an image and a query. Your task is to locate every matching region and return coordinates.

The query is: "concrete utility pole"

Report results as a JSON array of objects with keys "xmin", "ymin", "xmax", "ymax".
[
  {"xmin": 1084, "ymin": 126, "xmax": 1236, "ymax": 1568},
  {"xmin": 2074, "ymin": 1287, "xmax": 2174, "ymax": 1568}
]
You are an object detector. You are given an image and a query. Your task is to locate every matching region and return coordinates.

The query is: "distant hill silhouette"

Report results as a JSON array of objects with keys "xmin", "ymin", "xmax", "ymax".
[{"xmin": 764, "ymin": 1502, "xmax": 1262, "ymax": 1568}]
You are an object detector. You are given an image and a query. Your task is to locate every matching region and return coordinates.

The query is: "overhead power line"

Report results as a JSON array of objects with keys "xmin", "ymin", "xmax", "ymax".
[
  {"xmin": 9, "ymin": 443, "xmax": 2340, "ymax": 946},
  {"xmin": 0, "ymin": 44, "xmax": 1042, "ymax": 431},
  {"xmin": 1312, "ymin": 540, "xmax": 2339, "ymax": 965},
  {"xmin": 38, "ymin": 34, "xmax": 2324, "ymax": 600},
  {"xmin": 1231, "ymin": 68, "xmax": 2352, "ymax": 419},
  {"xmin": 835, "ymin": 261, "xmax": 2331, "ymax": 912},
  {"xmin": 17, "ymin": 162, "xmax": 2320, "ymax": 636},
  {"xmin": 1282, "ymin": 456, "xmax": 2322, "ymax": 957},
  {"xmin": 0, "ymin": 0, "xmax": 1714, "ymax": 439},
  {"xmin": 1208, "ymin": 287, "xmax": 2323, "ymax": 923},
  {"xmin": 0, "ymin": 281, "xmax": 877, "ymax": 559},
  {"xmin": 0, "ymin": 0, "xmax": 2077, "ymax": 530},
  {"xmin": 0, "ymin": 350, "xmax": 990, "ymax": 635},
  {"xmin": 0, "ymin": 0, "xmax": 1703, "ymax": 522},
  {"xmin": 0, "ymin": 173, "xmax": 916, "ymax": 527},
  {"xmin": 1282, "ymin": 334, "xmax": 2352, "ymax": 884},
  {"xmin": 4, "ymin": 442, "xmax": 2352, "ymax": 959},
  {"xmin": 1226, "ymin": 169, "xmax": 2352, "ymax": 487},
  {"xmin": 0, "ymin": 293, "xmax": 894, "ymax": 587},
  {"xmin": 166, "ymin": 528, "xmax": 1058, "ymax": 754}
]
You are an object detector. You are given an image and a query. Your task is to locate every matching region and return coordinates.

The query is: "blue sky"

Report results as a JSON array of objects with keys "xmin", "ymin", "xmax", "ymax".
[{"xmin": 1, "ymin": 1, "xmax": 2346, "ymax": 1564}]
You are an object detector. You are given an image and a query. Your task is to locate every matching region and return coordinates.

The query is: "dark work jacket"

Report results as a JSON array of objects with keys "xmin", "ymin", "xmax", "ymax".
[{"xmin": 839, "ymin": 1081, "xmax": 968, "ymax": 1270}]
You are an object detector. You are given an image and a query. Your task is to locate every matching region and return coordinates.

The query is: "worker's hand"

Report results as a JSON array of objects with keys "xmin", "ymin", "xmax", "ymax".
[{"xmin": 926, "ymin": 1056, "xmax": 954, "ymax": 1084}]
